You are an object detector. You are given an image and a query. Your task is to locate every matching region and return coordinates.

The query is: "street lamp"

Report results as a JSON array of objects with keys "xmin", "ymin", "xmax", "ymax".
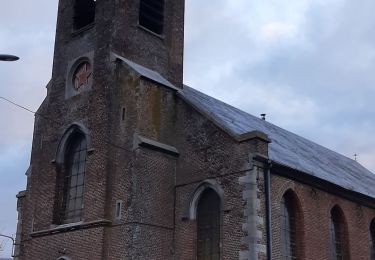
[
  {"xmin": 0, "ymin": 54, "xmax": 19, "ymax": 61},
  {"xmin": 0, "ymin": 233, "xmax": 15, "ymax": 257}
]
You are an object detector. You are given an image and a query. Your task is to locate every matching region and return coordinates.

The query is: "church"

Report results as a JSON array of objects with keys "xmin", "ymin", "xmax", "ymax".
[{"xmin": 15, "ymin": 0, "xmax": 375, "ymax": 259}]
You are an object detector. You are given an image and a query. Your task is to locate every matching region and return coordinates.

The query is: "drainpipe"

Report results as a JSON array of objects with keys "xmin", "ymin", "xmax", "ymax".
[{"xmin": 264, "ymin": 160, "xmax": 273, "ymax": 260}]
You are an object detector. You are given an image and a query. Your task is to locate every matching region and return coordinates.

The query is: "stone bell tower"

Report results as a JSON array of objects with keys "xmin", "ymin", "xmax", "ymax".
[{"xmin": 16, "ymin": 0, "xmax": 185, "ymax": 259}]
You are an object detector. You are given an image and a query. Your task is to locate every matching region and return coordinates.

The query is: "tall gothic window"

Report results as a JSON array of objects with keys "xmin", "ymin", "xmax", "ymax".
[
  {"xmin": 73, "ymin": 0, "xmax": 96, "ymax": 30},
  {"xmin": 62, "ymin": 134, "xmax": 87, "ymax": 223},
  {"xmin": 139, "ymin": 0, "xmax": 165, "ymax": 34},
  {"xmin": 280, "ymin": 190, "xmax": 301, "ymax": 260},
  {"xmin": 197, "ymin": 188, "xmax": 221, "ymax": 260},
  {"xmin": 370, "ymin": 219, "xmax": 375, "ymax": 260},
  {"xmin": 329, "ymin": 206, "xmax": 349, "ymax": 260}
]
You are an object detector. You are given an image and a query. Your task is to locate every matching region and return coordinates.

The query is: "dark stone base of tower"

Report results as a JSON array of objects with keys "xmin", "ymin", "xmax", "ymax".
[{"xmin": 15, "ymin": 1, "xmax": 375, "ymax": 260}]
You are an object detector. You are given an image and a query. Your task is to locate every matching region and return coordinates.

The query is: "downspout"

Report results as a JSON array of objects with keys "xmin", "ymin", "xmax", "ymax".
[{"xmin": 264, "ymin": 160, "xmax": 273, "ymax": 260}]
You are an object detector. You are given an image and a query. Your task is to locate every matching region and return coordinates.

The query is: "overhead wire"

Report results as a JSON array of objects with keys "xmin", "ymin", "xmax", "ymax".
[{"xmin": 0, "ymin": 95, "xmax": 133, "ymax": 153}]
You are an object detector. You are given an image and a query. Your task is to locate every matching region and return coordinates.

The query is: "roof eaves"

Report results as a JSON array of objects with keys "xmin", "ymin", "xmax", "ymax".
[{"xmin": 270, "ymin": 160, "xmax": 375, "ymax": 209}]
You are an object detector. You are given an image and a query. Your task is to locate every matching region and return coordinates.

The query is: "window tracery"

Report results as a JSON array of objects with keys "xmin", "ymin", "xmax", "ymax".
[{"xmin": 61, "ymin": 134, "xmax": 87, "ymax": 223}]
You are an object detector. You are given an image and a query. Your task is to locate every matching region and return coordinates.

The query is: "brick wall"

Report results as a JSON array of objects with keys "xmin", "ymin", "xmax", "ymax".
[
  {"xmin": 271, "ymin": 174, "xmax": 375, "ymax": 260},
  {"xmin": 173, "ymin": 94, "xmax": 266, "ymax": 260},
  {"xmin": 21, "ymin": 228, "xmax": 105, "ymax": 259}
]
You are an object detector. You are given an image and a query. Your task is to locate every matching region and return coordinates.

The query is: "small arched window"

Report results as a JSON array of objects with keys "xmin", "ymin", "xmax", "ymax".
[
  {"xmin": 329, "ymin": 206, "xmax": 349, "ymax": 260},
  {"xmin": 73, "ymin": 0, "xmax": 96, "ymax": 30},
  {"xmin": 196, "ymin": 188, "xmax": 221, "ymax": 260},
  {"xmin": 370, "ymin": 219, "xmax": 375, "ymax": 260},
  {"xmin": 280, "ymin": 190, "xmax": 303, "ymax": 260},
  {"xmin": 62, "ymin": 134, "xmax": 87, "ymax": 223}
]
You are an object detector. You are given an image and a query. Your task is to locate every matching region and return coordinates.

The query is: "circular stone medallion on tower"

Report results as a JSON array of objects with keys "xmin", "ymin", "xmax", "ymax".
[
  {"xmin": 65, "ymin": 53, "xmax": 94, "ymax": 99},
  {"xmin": 72, "ymin": 61, "xmax": 92, "ymax": 91}
]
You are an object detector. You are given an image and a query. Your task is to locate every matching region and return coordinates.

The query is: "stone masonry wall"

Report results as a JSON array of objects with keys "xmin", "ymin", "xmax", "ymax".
[{"xmin": 239, "ymin": 163, "xmax": 267, "ymax": 260}]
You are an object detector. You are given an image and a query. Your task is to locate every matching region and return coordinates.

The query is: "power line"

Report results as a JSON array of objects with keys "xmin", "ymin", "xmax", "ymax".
[
  {"xmin": 0, "ymin": 96, "xmax": 36, "ymax": 114},
  {"xmin": 0, "ymin": 96, "xmax": 59, "ymax": 123},
  {"xmin": 0, "ymin": 95, "xmax": 133, "ymax": 154}
]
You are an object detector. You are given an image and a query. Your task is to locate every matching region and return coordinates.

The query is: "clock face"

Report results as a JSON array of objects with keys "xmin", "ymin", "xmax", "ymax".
[{"xmin": 73, "ymin": 61, "xmax": 92, "ymax": 91}]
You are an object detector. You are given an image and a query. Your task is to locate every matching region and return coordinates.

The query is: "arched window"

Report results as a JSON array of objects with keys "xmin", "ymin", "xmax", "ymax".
[
  {"xmin": 61, "ymin": 134, "xmax": 87, "ymax": 223},
  {"xmin": 370, "ymin": 219, "xmax": 375, "ymax": 260},
  {"xmin": 73, "ymin": 0, "xmax": 96, "ymax": 30},
  {"xmin": 280, "ymin": 190, "xmax": 304, "ymax": 260},
  {"xmin": 329, "ymin": 206, "xmax": 349, "ymax": 260},
  {"xmin": 139, "ymin": 0, "xmax": 165, "ymax": 34},
  {"xmin": 196, "ymin": 188, "xmax": 221, "ymax": 260}
]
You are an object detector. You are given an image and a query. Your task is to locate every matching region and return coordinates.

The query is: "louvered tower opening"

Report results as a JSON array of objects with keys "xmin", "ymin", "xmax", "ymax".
[
  {"xmin": 139, "ymin": 0, "xmax": 165, "ymax": 35},
  {"xmin": 73, "ymin": 0, "xmax": 96, "ymax": 30}
]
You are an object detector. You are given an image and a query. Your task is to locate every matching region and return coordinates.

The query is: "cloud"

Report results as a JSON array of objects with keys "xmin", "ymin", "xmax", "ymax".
[
  {"xmin": 184, "ymin": 0, "xmax": 375, "ymax": 173},
  {"xmin": 259, "ymin": 22, "xmax": 297, "ymax": 42},
  {"xmin": 0, "ymin": 1, "xmax": 58, "ymax": 256},
  {"xmin": 0, "ymin": 144, "xmax": 29, "ymax": 257}
]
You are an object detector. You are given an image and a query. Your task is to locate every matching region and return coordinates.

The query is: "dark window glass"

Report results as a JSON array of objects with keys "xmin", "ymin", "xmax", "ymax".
[
  {"xmin": 73, "ymin": 0, "xmax": 96, "ymax": 30},
  {"xmin": 370, "ymin": 220, "xmax": 375, "ymax": 260},
  {"xmin": 329, "ymin": 207, "xmax": 348, "ymax": 260},
  {"xmin": 62, "ymin": 135, "xmax": 87, "ymax": 223},
  {"xmin": 139, "ymin": 0, "xmax": 164, "ymax": 34},
  {"xmin": 197, "ymin": 188, "xmax": 221, "ymax": 260},
  {"xmin": 280, "ymin": 194, "xmax": 297, "ymax": 260}
]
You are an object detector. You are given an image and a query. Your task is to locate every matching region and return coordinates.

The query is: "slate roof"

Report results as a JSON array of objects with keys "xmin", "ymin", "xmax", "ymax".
[{"xmin": 179, "ymin": 85, "xmax": 375, "ymax": 199}]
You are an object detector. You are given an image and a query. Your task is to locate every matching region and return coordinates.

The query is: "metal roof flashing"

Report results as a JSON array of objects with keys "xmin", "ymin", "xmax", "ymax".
[
  {"xmin": 236, "ymin": 130, "xmax": 271, "ymax": 143},
  {"xmin": 135, "ymin": 134, "xmax": 179, "ymax": 157},
  {"xmin": 111, "ymin": 52, "xmax": 178, "ymax": 91}
]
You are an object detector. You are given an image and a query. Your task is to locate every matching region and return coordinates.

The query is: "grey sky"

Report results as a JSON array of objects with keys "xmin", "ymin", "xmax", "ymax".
[{"xmin": 1, "ymin": 0, "xmax": 374, "ymax": 257}]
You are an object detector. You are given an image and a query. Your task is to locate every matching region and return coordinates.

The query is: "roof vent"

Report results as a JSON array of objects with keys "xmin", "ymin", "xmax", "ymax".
[{"xmin": 261, "ymin": 114, "xmax": 266, "ymax": 120}]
